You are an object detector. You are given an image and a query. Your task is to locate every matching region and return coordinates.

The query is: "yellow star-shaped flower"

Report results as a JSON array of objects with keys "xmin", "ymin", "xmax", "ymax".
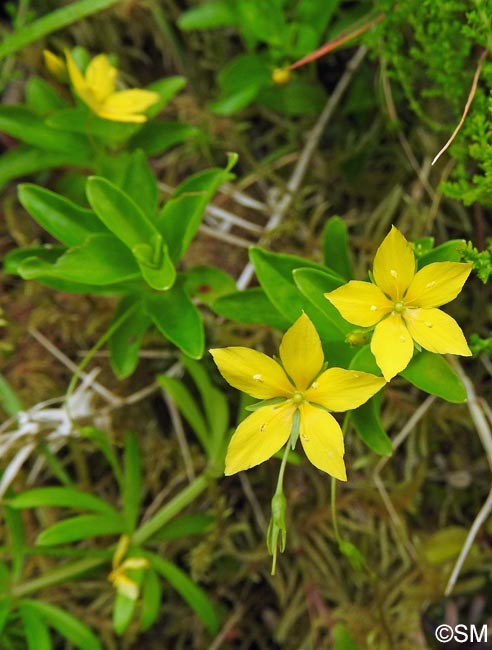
[
  {"xmin": 325, "ymin": 226, "xmax": 472, "ymax": 381},
  {"xmin": 64, "ymin": 51, "xmax": 159, "ymax": 123},
  {"xmin": 210, "ymin": 313, "xmax": 385, "ymax": 480}
]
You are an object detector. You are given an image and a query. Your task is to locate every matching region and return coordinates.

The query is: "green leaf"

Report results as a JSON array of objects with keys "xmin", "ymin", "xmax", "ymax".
[
  {"xmin": 4, "ymin": 246, "xmax": 65, "ymax": 274},
  {"xmin": 118, "ymin": 150, "xmax": 159, "ymax": 218},
  {"xmin": 146, "ymin": 77, "xmax": 187, "ymax": 118},
  {"xmin": 210, "ymin": 85, "xmax": 261, "ymax": 115},
  {"xmin": 17, "ymin": 234, "xmax": 140, "ymax": 285},
  {"xmin": 113, "ymin": 589, "xmax": 138, "ymax": 635},
  {"xmin": 157, "ymin": 375, "xmax": 209, "ymax": 452},
  {"xmin": 400, "ymin": 351, "xmax": 467, "ymax": 403},
  {"xmin": 0, "ymin": 0, "xmax": 121, "ymax": 60},
  {"xmin": 322, "ymin": 216, "xmax": 354, "ymax": 279},
  {"xmin": 123, "ymin": 432, "xmax": 142, "ymax": 533},
  {"xmin": 417, "ymin": 239, "xmax": 465, "ymax": 266},
  {"xmin": 25, "ymin": 76, "xmax": 67, "ymax": 114},
  {"xmin": 258, "ymin": 78, "xmax": 326, "ymax": 116},
  {"xmin": 86, "ymin": 176, "xmax": 175, "ymax": 291},
  {"xmin": 183, "ymin": 266, "xmax": 236, "ymax": 304},
  {"xmin": 210, "ymin": 54, "xmax": 268, "ymax": 114},
  {"xmin": 211, "ymin": 287, "xmax": 290, "ymax": 329},
  {"xmin": 0, "ymin": 598, "xmax": 14, "ymax": 636},
  {"xmin": 36, "ymin": 513, "xmax": 125, "ymax": 545},
  {"xmin": 109, "ymin": 296, "xmax": 150, "ymax": 379},
  {"xmin": 157, "ymin": 163, "xmax": 236, "ymax": 263},
  {"xmin": 148, "ymin": 554, "xmax": 219, "ymax": 633},
  {"xmin": 140, "ymin": 569, "xmax": 162, "ymax": 630},
  {"xmin": 46, "ymin": 107, "xmax": 138, "ymax": 144},
  {"xmin": 18, "ymin": 184, "xmax": 107, "ymax": 246},
  {"xmin": 178, "ymin": 2, "xmax": 237, "ymax": 30},
  {"xmin": 7, "ymin": 487, "xmax": 118, "ymax": 516},
  {"xmin": 145, "ymin": 281, "xmax": 204, "ymax": 358},
  {"xmin": 4, "ymin": 501, "xmax": 25, "ymax": 579},
  {"xmin": 0, "ymin": 373, "xmax": 23, "ymax": 416},
  {"xmin": 150, "ymin": 514, "xmax": 214, "ymax": 541},
  {"xmin": 0, "ymin": 145, "xmax": 90, "ymax": 192},
  {"xmin": 128, "ymin": 121, "xmax": 198, "ymax": 156},
  {"xmin": 0, "ymin": 106, "xmax": 90, "ymax": 155},
  {"xmin": 350, "ymin": 395, "xmax": 392, "ymax": 457},
  {"xmin": 19, "ymin": 603, "xmax": 53, "ymax": 650},
  {"xmin": 333, "ymin": 622, "xmax": 360, "ymax": 650},
  {"xmin": 19, "ymin": 600, "xmax": 102, "ymax": 650}
]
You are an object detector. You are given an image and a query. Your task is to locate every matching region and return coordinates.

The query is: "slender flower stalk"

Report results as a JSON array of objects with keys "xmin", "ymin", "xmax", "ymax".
[
  {"xmin": 210, "ymin": 313, "xmax": 385, "ymax": 480},
  {"xmin": 325, "ymin": 226, "xmax": 472, "ymax": 380}
]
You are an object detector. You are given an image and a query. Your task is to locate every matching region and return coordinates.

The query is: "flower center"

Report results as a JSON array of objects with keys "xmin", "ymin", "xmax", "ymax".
[
  {"xmin": 393, "ymin": 300, "xmax": 405, "ymax": 313},
  {"xmin": 292, "ymin": 391, "xmax": 304, "ymax": 405}
]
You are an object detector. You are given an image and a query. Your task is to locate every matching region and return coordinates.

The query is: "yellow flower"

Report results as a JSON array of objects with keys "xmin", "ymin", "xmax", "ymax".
[
  {"xmin": 210, "ymin": 313, "xmax": 385, "ymax": 480},
  {"xmin": 272, "ymin": 67, "xmax": 291, "ymax": 85},
  {"xmin": 325, "ymin": 226, "xmax": 472, "ymax": 381},
  {"xmin": 64, "ymin": 51, "xmax": 159, "ymax": 123},
  {"xmin": 108, "ymin": 535, "xmax": 149, "ymax": 600},
  {"xmin": 43, "ymin": 50, "xmax": 67, "ymax": 81}
]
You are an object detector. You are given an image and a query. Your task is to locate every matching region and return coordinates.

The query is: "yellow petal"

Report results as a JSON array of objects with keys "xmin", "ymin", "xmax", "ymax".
[
  {"xmin": 373, "ymin": 226, "xmax": 415, "ymax": 300},
  {"xmin": 371, "ymin": 313, "xmax": 414, "ymax": 380},
  {"xmin": 305, "ymin": 368, "xmax": 385, "ymax": 412},
  {"xmin": 43, "ymin": 50, "xmax": 66, "ymax": 80},
  {"xmin": 404, "ymin": 308, "xmax": 471, "ymax": 356},
  {"xmin": 225, "ymin": 402, "xmax": 294, "ymax": 475},
  {"xmin": 65, "ymin": 50, "xmax": 99, "ymax": 113},
  {"xmin": 121, "ymin": 557, "xmax": 149, "ymax": 570},
  {"xmin": 325, "ymin": 281, "xmax": 392, "ymax": 327},
  {"xmin": 279, "ymin": 313, "xmax": 323, "ymax": 390},
  {"xmin": 404, "ymin": 262, "xmax": 472, "ymax": 308},
  {"xmin": 113, "ymin": 573, "xmax": 139, "ymax": 600},
  {"xmin": 100, "ymin": 89, "xmax": 160, "ymax": 122},
  {"xmin": 85, "ymin": 54, "xmax": 117, "ymax": 102},
  {"xmin": 210, "ymin": 347, "xmax": 293, "ymax": 399},
  {"xmin": 298, "ymin": 403, "xmax": 346, "ymax": 480}
]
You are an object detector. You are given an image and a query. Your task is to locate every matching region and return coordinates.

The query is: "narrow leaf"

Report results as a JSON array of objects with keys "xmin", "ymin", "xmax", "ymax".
[
  {"xmin": 8, "ymin": 487, "xmax": 118, "ymax": 516},
  {"xmin": 123, "ymin": 432, "xmax": 142, "ymax": 533},
  {"xmin": 36, "ymin": 514, "xmax": 125, "ymax": 546}
]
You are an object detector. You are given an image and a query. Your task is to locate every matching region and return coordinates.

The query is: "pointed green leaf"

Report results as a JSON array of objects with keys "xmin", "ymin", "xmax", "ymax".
[
  {"xmin": 47, "ymin": 107, "xmax": 138, "ymax": 143},
  {"xmin": 350, "ymin": 395, "xmax": 392, "ymax": 457},
  {"xmin": 18, "ymin": 184, "xmax": 107, "ymax": 246},
  {"xmin": 113, "ymin": 589, "xmax": 138, "ymax": 635},
  {"xmin": 140, "ymin": 568, "xmax": 162, "ymax": 630},
  {"xmin": 19, "ymin": 603, "xmax": 53, "ymax": 650},
  {"xmin": 123, "ymin": 432, "xmax": 142, "ymax": 533},
  {"xmin": 17, "ymin": 234, "xmax": 140, "ymax": 285},
  {"xmin": 157, "ymin": 163, "xmax": 236, "ymax": 263},
  {"xmin": 145, "ymin": 282, "xmax": 204, "ymax": 358},
  {"xmin": 418, "ymin": 240, "xmax": 465, "ymax": 266},
  {"xmin": 109, "ymin": 296, "xmax": 150, "ymax": 379},
  {"xmin": 178, "ymin": 1, "xmax": 236, "ymax": 30},
  {"xmin": 25, "ymin": 76, "xmax": 67, "ymax": 114},
  {"xmin": 0, "ymin": 373, "xmax": 23, "ymax": 416},
  {"xmin": 0, "ymin": 598, "xmax": 14, "ymax": 636},
  {"xmin": 128, "ymin": 121, "xmax": 198, "ymax": 156},
  {"xmin": 36, "ymin": 514, "xmax": 125, "ymax": 546},
  {"xmin": 150, "ymin": 514, "xmax": 214, "ymax": 541},
  {"xmin": 183, "ymin": 266, "xmax": 236, "ymax": 305},
  {"xmin": 322, "ymin": 216, "xmax": 353, "ymax": 279},
  {"xmin": 148, "ymin": 554, "xmax": 219, "ymax": 633},
  {"xmin": 8, "ymin": 487, "xmax": 118, "ymax": 516},
  {"xmin": 146, "ymin": 77, "xmax": 187, "ymax": 118},
  {"xmin": 401, "ymin": 351, "xmax": 467, "ymax": 403},
  {"xmin": 211, "ymin": 287, "xmax": 290, "ymax": 329}
]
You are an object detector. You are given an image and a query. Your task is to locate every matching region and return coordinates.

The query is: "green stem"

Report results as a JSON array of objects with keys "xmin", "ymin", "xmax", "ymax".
[
  {"xmin": 275, "ymin": 440, "xmax": 291, "ymax": 495},
  {"xmin": 331, "ymin": 413, "xmax": 350, "ymax": 545},
  {"xmin": 133, "ymin": 472, "xmax": 209, "ymax": 546}
]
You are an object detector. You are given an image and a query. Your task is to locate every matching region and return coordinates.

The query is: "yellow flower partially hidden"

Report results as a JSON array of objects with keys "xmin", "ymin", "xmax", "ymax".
[
  {"xmin": 325, "ymin": 226, "xmax": 472, "ymax": 381},
  {"xmin": 108, "ymin": 535, "xmax": 149, "ymax": 600},
  {"xmin": 210, "ymin": 313, "xmax": 385, "ymax": 480},
  {"xmin": 64, "ymin": 51, "xmax": 159, "ymax": 123},
  {"xmin": 43, "ymin": 50, "xmax": 67, "ymax": 82}
]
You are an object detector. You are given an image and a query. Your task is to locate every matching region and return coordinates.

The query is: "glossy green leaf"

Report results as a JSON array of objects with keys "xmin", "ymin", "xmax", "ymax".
[
  {"xmin": 123, "ymin": 432, "xmax": 142, "ymax": 533},
  {"xmin": 0, "ymin": 373, "xmax": 23, "ymax": 416},
  {"xmin": 118, "ymin": 150, "xmax": 159, "ymax": 218},
  {"xmin": 86, "ymin": 176, "xmax": 175, "ymax": 291},
  {"xmin": 417, "ymin": 239, "xmax": 465, "ymax": 266},
  {"xmin": 20, "ymin": 600, "xmax": 102, "ymax": 650},
  {"xmin": 183, "ymin": 266, "xmax": 236, "ymax": 304},
  {"xmin": 157, "ymin": 162, "xmax": 236, "ymax": 263},
  {"xmin": 17, "ymin": 234, "xmax": 140, "ymax": 285},
  {"xmin": 211, "ymin": 287, "xmax": 290, "ymax": 329},
  {"xmin": 113, "ymin": 589, "xmax": 138, "ymax": 636},
  {"xmin": 109, "ymin": 296, "xmax": 151, "ymax": 379},
  {"xmin": 178, "ymin": 1, "xmax": 236, "ymax": 29},
  {"xmin": 157, "ymin": 375, "xmax": 209, "ymax": 452},
  {"xmin": 148, "ymin": 554, "xmax": 219, "ymax": 633},
  {"xmin": 18, "ymin": 184, "xmax": 106, "ymax": 246},
  {"xmin": 146, "ymin": 77, "xmax": 187, "ymax": 118},
  {"xmin": 401, "ymin": 351, "xmax": 467, "ymax": 403},
  {"xmin": 140, "ymin": 569, "xmax": 162, "ymax": 631},
  {"xmin": 349, "ymin": 394, "xmax": 392, "ymax": 457},
  {"xmin": 322, "ymin": 216, "xmax": 353, "ymax": 279},
  {"xmin": 0, "ymin": 106, "xmax": 90, "ymax": 155},
  {"xmin": 129, "ymin": 121, "xmax": 198, "ymax": 156},
  {"xmin": 145, "ymin": 281, "xmax": 204, "ymax": 358},
  {"xmin": 8, "ymin": 486, "xmax": 118, "ymax": 515},
  {"xmin": 19, "ymin": 603, "xmax": 53, "ymax": 650},
  {"xmin": 25, "ymin": 76, "xmax": 67, "ymax": 114},
  {"xmin": 4, "ymin": 246, "xmax": 64, "ymax": 274},
  {"xmin": 36, "ymin": 513, "xmax": 125, "ymax": 546}
]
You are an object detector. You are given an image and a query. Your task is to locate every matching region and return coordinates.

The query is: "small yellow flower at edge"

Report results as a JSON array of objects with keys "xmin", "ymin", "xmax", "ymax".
[
  {"xmin": 325, "ymin": 226, "xmax": 472, "ymax": 381},
  {"xmin": 64, "ymin": 51, "xmax": 160, "ymax": 123},
  {"xmin": 272, "ymin": 67, "xmax": 291, "ymax": 85},
  {"xmin": 210, "ymin": 313, "xmax": 385, "ymax": 480}
]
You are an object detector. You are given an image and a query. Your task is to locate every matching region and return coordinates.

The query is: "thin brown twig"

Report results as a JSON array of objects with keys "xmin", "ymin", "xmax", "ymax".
[{"xmin": 432, "ymin": 49, "xmax": 487, "ymax": 166}]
